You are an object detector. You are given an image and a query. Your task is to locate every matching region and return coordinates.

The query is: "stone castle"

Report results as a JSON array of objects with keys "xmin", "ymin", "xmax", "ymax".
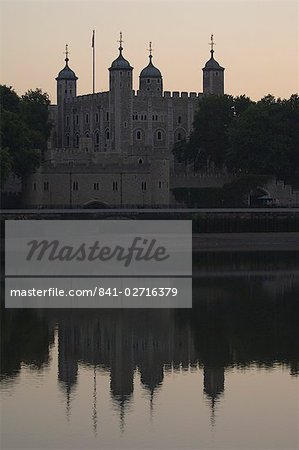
[{"xmin": 23, "ymin": 34, "xmax": 225, "ymax": 207}]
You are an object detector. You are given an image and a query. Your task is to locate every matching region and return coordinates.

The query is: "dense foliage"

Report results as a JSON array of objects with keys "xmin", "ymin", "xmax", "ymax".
[
  {"xmin": 0, "ymin": 85, "xmax": 51, "ymax": 187},
  {"xmin": 173, "ymin": 94, "xmax": 299, "ymax": 181}
]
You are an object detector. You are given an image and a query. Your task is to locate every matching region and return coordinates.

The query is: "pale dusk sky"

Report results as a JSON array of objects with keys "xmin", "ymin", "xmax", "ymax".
[{"xmin": 0, "ymin": 0, "xmax": 298, "ymax": 103}]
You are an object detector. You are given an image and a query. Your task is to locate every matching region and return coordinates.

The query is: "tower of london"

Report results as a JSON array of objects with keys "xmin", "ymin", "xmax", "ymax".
[{"xmin": 24, "ymin": 34, "xmax": 225, "ymax": 207}]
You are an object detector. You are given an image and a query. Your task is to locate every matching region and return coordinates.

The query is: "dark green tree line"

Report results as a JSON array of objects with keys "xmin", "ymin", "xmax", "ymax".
[
  {"xmin": 0, "ymin": 85, "xmax": 51, "ymax": 187},
  {"xmin": 173, "ymin": 94, "xmax": 299, "ymax": 181}
]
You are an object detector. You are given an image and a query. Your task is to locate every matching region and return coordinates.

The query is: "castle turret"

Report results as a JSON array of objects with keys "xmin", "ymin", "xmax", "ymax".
[
  {"xmin": 108, "ymin": 33, "xmax": 133, "ymax": 153},
  {"xmin": 139, "ymin": 42, "xmax": 163, "ymax": 96},
  {"xmin": 202, "ymin": 35, "xmax": 225, "ymax": 95},
  {"xmin": 56, "ymin": 44, "xmax": 78, "ymax": 147}
]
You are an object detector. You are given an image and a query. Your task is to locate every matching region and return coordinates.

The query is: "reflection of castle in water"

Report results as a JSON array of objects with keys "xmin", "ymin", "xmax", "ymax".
[
  {"xmin": 57, "ymin": 309, "xmax": 227, "ymax": 428},
  {"xmin": 2, "ymin": 270, "xmax": 298, "ymax": 431}
]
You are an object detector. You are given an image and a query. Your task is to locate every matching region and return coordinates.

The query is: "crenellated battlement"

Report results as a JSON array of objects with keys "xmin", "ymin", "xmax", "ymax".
[
  {"xmin": 65, "ymin": 91, "xmax": 109, "ymax": 103},
  {"xmin": 65, "ymin": 90, "xmax": 203, "ymax": 103},
  {"xmin": 133, "ymin": 90, "xmax": 202, "ymax": 99}
]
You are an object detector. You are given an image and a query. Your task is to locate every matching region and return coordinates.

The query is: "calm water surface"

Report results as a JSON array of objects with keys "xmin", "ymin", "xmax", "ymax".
[{"xmin": 1, "ymin": 251, "xmax": 299, "ymax": 449}]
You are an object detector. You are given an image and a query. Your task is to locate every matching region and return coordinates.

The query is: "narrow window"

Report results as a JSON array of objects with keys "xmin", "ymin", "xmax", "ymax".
[
  {"xmin": 158, "ymin": 181, "xmax": 162, "ymax": 188},
  {"xmin": 157, "ymin": 131, "xmax": 162, "ymax": 141},
  {"xmin": 178, "ymin": 116, "xmax": 182, "ymax": 124},
  {"xmin": 73, "ymin": 181, "xmax": 79, "ymax": 191},
  {"xmin": 95, "ymin": 112, "xmax": 99, "ymax": 122},
  {"xmin": 76, "ymin": 134, "xmax": 79, "ymax": 147},
  {"xmin": 136, "ymin": 130, "xmax": 142, "ymax": 140},
  {"xmin": 93, "ymin": 182, "xmax": 100, "ymax": 191},
  {"xmin": 113, "ymin": 181, "xmax": 118, "ymax": 191},
  {"xmin": 76, "ymin": 114, "xmax": 79, "ymax": 125},
  {"xmin": 33, "ymin": 182, "xmax": 37, "ymax": 191},
  {"xmin": 85, "ymin": 113, "xmax": 89, "ymax": 124},
  {"xmin": 43, "ymin": 181, "xmax": 49, "ymax": 192},
  {"xmin": 66, "ymin": 135, "xmax": 70, "ymax": 147}
]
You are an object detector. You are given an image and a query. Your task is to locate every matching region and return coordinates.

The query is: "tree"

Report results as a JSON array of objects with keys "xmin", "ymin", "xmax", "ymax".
[
  {"xmin": 21, "ymin": 89, "xmax": 51, "ymax": 152},
  {"xmin": 173, "ymin": 95, "xmax": 254, "ymax": 170},
  {"xmin": 0, "ymin": 85, "xmax": 51, "ymax": 186},
  {"xmin": 0, "ymin": 85, "xmax": 20, "ymax": 114},
  {"xmin": 0, "ymin": 147, "xmax": 12, "ymax": 188},
  {"xmin": 227, "ymin": 95, "xmax": 299, "ymax": 179}
]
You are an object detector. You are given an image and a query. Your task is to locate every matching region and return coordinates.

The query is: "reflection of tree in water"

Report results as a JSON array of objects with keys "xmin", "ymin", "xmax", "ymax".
[
  {"xmin": 1, "ymin": 274, "xmax": 298, "ymax": 429},
  {"xmin": 0, "ymin": 307, "xmax": 54, "ymax": 382}
]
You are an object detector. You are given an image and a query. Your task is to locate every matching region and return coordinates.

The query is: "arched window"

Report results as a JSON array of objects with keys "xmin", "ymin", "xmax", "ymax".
[
  {"xmin": 136, "ymin": 130, "xmax": 142, "ymax": 140},
  {"xmin": 177, "ymin": 116, "xmax": 182, "ymax": 124},
  {"xmin": 85, "ymin": 113, "xmax": 89, "ymax": 124},
  {"xmin": 95, "ymin": 132, "xmax": 99, "ymax": 146},
  {"xmin": 175, "ymin": 128, "xmax": 186, "ymax": 142},
  {"xmin": 106, "ymin": 129, "xmax": 110, "ymax": 140},
  {"xmin": 85, "ymin": 132, "xmax": 90, "ymax": 138},
  {"xmin": 66, "ymin": 135, "xmax": 70, "ymax": 147},
  {"xmin": 156, "ymin": 130, "xmax": 163, "ymax": 141}
]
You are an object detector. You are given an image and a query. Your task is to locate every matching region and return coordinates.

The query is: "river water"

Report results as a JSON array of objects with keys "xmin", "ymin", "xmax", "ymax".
[{"xmin": 1, "ymin": 250, "xmax": 298, "ymax": 449}]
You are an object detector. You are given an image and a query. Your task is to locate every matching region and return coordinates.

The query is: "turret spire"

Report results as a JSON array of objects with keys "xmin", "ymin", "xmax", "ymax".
[
  {"xmin": 64, "ymin": 43, "xmax": 69, "ymax": 64},
  {"xmin": 209, "ymin": 34, "xmax": 215, "ymax": 58},
  {"xmin": 118, "ymin": 31, "xmax": 123, "ymax": 54},
  {"xmin": 148, "ymin": 41, "xmax": 153, "ymax": 62}
]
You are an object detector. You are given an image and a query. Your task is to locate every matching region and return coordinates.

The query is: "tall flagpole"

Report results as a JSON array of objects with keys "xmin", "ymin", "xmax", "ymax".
[{"xmin": 92, "ymin": 30, "xmax": 95, "ymax": 93}]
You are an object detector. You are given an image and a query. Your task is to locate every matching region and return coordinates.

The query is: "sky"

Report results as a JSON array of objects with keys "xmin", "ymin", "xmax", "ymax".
[{"xmin": 0, "ymin": 0, "xmax": 298, "ymax": 103}]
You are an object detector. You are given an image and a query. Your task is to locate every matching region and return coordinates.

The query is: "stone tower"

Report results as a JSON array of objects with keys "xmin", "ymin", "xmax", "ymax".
[
  {"xmin": 202, "ymin": 35, "xmax": 225, "ymax": 95},
  {"xmin": 139, "ymin": 42, "xmax": 163, "ymax": 96},
  {"xmin": 108, "ymin": 33, "xmax": 133, "ymax": 153},
  {"xmin": 56, "ymin": 45, "xmax": 78, "ymax": 147}
]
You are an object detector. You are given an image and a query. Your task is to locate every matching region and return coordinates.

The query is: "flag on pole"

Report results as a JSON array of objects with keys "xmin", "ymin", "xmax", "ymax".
[{"xmin": 92, "ymin": 30, "xmax": 95, "ymax": 48}]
